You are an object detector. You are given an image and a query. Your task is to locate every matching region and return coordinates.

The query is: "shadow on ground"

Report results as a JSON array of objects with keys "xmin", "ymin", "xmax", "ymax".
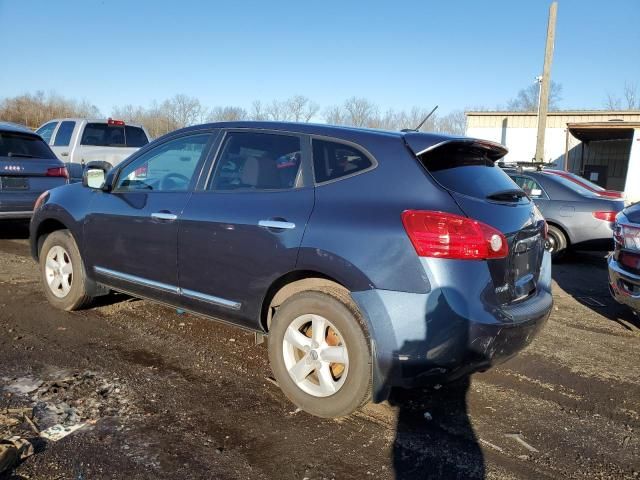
[
  {"xmin": 0, "ymin": 221, "xmax": 30, "ymax": 240},
  {"xmin": 552, "ymin": 250, "xmax": 640, "ymax": 330},
  {"xmin": 389, "ymin": 379, "xmax": 484, "ymax": 479}
]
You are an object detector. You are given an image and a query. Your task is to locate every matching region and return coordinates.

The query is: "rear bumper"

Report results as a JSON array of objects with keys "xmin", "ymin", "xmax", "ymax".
[
  {"xmin": 352, "ymin": 251, "xmax": 553, "ymax": 402},
  {"xmin": 0, "ymin": 191, "xmax": 40, "ymax": 217},
  {"xmin": 608, "ymin": 256, "xmax": 640, "ymax": 313}
]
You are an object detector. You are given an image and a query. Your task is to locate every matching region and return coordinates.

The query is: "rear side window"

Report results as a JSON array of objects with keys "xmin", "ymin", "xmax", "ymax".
[
  {"xmin": 53, "ymin": 121, "xmax": 76, "ymax": 147},
  {"xmin": 312, "ymin": 140, "xmax": 373, "ymax": 183},
  {"xmin": 511, "ymin": 175, "xmax": 545, "ymax": 198},
  {"xmin": 125, "ymin": 126, "xmax": 149, "ymax": 147},
  {"xmin": 418, "ymin": 143, "xmax": 519, "ymax": 199},
  {"xmin": 209, "ymin": 132, "xmax": 301, "ymax": 191},
  {"xmin": 81, "ymin": 123, "xmax": 125, "ymax": 146},
  {"xmin": 0, "ymin": 132, "xmax": 56, "ymax": 159},
  {"xmin": 36, "ymin": 121, "xmax": 58, "ymax": 144}
]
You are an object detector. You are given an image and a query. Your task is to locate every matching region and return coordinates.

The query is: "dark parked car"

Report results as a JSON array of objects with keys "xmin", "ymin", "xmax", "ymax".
[
  {"xmin": 609, "ymin": 203, "xmax": 640, "ymax": 314},
  {"xmin": 505, "ymin": 168, "xmax": 625, "ymax": 257},
  {"xmin": 29, "ymin": 122, "xmax": 552, "ymax": 418},
  {"xmin": 0, "ymin": 122, "xmax": 68, "ymax": 219}
]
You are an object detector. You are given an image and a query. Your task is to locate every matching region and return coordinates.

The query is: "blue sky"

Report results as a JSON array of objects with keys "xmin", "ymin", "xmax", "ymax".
[{"xmin": 1, "ymin": 0, "xmax": 638, "ymax": 116}]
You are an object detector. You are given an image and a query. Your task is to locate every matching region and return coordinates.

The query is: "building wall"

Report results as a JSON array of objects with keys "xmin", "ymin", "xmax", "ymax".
[
  {"xmin": 465, "ymin": 125, "xmax": 567, "ymax": 164},
  {"xmin": 625, "ymin": 130, "xmax": 640, "ymax": 204},
  {"xmin": 466, "ymin": 112, "xmax": 640, "ymax": 197}
]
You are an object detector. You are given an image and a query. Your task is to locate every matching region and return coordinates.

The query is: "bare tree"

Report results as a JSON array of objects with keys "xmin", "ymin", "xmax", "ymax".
[
  {"xmin": 161, "ymin": 94, "xmax": 204, "ymax": 129},
  {"xmin": 436, "ymin": 110, "xmax": 466, "ymax": 135},
  {"xmin": 0, "ymin": 91, "xmax": 101, "ymax": 129},
  {"xmin": 604, "ymin": 93, "xmax": 623, "ymax": 110},
  {"xmin": 603, "ymin": 82, "xmax": 639, "ymax": 110},
  {"xmin": 342, "ymin": 97, "xmax": 379, "ymax": 127},
  {"xmin": 284, "ymin": 95, "xmax": 320, "ymax": 122},
  {"xmin": 506, "ymin": 81, "xmax": 563, "ymax": 111},
  {"xmin": 323, "ymin": 105, "xmax": 345, "ymax": 125},
  {"xmin": 624, "ymin": 81, "xmax": 639, "ymax": 109},
  {"xmin": 207, "ymin": 106, "xmax": 248, "ymax": 122},
  {"xmin": 264, "ymin": 99, "xmax": 287, "ymax": 121},
  {"xmin": 250, "ymin": 100, "xmax": 268, "ymax": 120}
]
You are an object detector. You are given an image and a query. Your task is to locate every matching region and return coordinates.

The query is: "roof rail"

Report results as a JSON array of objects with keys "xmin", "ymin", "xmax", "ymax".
[{"xmin": 497, "ymin": 161, "xmax": 550, "ymax": 172}]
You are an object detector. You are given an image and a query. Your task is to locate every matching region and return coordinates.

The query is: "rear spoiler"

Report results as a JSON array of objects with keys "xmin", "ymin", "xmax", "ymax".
[{"xmin": 403, "ymin": 132, "xmax": 508, "ymax": 161}]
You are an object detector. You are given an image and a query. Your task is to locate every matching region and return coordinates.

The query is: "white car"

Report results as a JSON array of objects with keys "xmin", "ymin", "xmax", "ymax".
[{"xmin": 36, "ymin": 118, "xmax": 151, "ymax": 181}]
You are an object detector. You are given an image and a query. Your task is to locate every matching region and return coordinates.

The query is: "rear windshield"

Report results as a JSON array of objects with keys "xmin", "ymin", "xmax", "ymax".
[
  {"xmin": 544, "ymin": 173, "xmax": 598, "ymax": 197},
  {"xmin": 0, "ymin": 132, "xmax": 56, "ymax": 159},
  {"xmin": 558, "ymin": 172, "xmax": 605, "ymax": 191},
  {"xmin": 418, "ymin": 143, "xmax": 521, "ymax": 199},
  {"xmin": 81, "ymin": 123, "xmax": 149, "ymax": 147}
]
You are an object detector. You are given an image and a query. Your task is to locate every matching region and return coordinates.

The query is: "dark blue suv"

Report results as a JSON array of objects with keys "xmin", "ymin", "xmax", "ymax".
[{"xmin": 30, "ymin": 122, "xmax": 552, "ymax": 418}]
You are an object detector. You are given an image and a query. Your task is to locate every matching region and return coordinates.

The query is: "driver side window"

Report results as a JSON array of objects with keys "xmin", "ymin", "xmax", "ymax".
[{"xmin": 115, "ymin": 134, "xmax": 210, "ymax": 192}]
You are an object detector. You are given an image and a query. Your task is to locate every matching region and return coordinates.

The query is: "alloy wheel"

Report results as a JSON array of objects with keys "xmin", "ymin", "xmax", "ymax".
[
  {"xmin": 281, "ymin": 314, "xmax": 349, "ymax": 397},
  {"xmin": 45, "ymin": 245, "xmax": 73, "ymax": 298}
]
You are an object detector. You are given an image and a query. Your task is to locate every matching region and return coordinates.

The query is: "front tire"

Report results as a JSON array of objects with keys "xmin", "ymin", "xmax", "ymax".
[
  {"xmin": 268, "ymin": 289, "xmax": 372, "ymax": 418},
  {"xmin": 39, "ymin": 230, "xmax": 94, "ymax": 311}
]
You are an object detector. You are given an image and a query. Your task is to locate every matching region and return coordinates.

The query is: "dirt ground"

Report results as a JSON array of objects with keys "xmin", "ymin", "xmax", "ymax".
[{"xmin": 0, "ymin": 221, "xmax": 638, "ymax": 480}]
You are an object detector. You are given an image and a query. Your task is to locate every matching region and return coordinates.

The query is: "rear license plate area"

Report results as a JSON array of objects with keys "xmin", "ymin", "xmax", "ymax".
[
  {"xmin": 0, "ymin": 177, "xmax": 29, "ymax": 190},
  {"xmin": 511, "ymin": 232, "xmax": 543, "ymax": 298}
]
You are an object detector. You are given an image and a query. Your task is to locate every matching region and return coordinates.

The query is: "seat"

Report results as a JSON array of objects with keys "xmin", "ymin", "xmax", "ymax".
[{"xmin": 241, "ymin": 155, "xmax": 281, "ymax": 189}]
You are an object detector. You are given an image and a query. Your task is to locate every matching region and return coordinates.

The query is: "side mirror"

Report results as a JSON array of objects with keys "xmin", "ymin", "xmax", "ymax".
[{"xmin": 82, "ymin": 161, "xmax": 112, "ymax": 190}]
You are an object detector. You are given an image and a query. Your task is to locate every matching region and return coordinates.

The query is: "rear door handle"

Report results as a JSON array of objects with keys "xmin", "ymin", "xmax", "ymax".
[
  {"xmin": 258, "ymin": 220, "xmax": 295, "ymax": 230},
  {"xmin": 61, "ymin": 152, "xmax": 69, "ymax": 157},
  {"xmin": 151, "ymin": 212, "xmax": 178, "ymax": 221}
]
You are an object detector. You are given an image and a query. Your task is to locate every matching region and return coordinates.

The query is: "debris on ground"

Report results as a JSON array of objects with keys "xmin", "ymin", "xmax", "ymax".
[
  {"xmin": 27, "ymin": 370, "xmax": 135, "ymax": 430},
  {"xmin": 0, "ymin": 436, "xmax": 34, "ymax": 474},
  {"xmin": 39, "ymin": 423, "xmax": 87, "ymax": 442},
  {"xmin": 504, "ymin": 433, "xmax": 540, "ymax": 453},
  {"xmin": 5, "ymin": 377, "xmax": 43, "ymax": 395}
]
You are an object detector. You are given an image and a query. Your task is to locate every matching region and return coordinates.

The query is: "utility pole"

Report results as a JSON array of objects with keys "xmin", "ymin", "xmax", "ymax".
[{"xmin": 534, "ymin": 1, "xmax": 558, "ymax": 163}]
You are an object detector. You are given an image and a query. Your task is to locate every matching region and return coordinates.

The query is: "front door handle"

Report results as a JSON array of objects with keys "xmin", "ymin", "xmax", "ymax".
[
  {"xmin": 258, "ymin": 220, "xmax": 295, "ymax": 230},
  {"xmin": 61, "ymin": 152, "xmax": 69, "ymax": 157},
  {"xmin": 151, "ymin": 212, "xmax": 178, "ymax": 222}
]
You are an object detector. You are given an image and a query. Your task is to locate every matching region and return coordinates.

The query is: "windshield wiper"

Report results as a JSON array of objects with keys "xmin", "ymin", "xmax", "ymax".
[
  {"xmin": 7, "ymin": 152, "xmax": 36, "ymax": 158},
  {"xmin": 486, "ymin": 189, "xmax": 527, "ymax": 202}
]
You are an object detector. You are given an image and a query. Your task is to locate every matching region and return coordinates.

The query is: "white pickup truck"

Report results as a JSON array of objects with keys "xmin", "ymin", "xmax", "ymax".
[{"xmin": 36, "ymin": 118, "xmax": 151, "ymax": 181}]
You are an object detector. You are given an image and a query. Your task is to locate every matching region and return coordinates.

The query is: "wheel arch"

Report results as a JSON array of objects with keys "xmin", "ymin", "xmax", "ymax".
[
  {"xmin": 261, "ymin": 270, "xmax": 351, "ymax": 332},
  {"xmin": 32, "ymin": 218, "xmax": 73, "ymax": 260},
  {"xmin": 545, "ymin": 220, "xmax": 571, "ymax": 246}
]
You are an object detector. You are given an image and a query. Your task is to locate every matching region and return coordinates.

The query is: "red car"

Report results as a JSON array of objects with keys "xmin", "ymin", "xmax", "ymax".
[{"xmin": 545, "ymin": 170, "xmax": 624, "ymax": 199}]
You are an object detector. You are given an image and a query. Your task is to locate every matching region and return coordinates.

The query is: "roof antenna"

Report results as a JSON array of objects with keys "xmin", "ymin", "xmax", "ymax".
[{"xmin": 402, "ymin": 105, "xmax": 438, "ymax": 132}]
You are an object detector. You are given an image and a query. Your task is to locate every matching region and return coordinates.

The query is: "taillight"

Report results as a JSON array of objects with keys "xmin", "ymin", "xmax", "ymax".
[
  {"xmin": 34, "ymin": 190, "xmax": 49, "ymax": 210},
  {"xmin": 401, "ymin": 210, "xmax": 508, "ymax": 260},
  {"xmin": 618, "ymin": 224, "xmax": 640, "ymax": 251},
  {"xmin": 46, "ymin": 167, "xmax": 69, "ymax": 179},
  {"xmin": 593, "ymin": 211, "xmax": 617, "ymax": 222}
]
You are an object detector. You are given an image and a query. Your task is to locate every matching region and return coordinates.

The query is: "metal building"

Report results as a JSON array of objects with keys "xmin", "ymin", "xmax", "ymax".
[{"xmin": 466, "ymin": 110, "xmax": 640, "ymax": 203}]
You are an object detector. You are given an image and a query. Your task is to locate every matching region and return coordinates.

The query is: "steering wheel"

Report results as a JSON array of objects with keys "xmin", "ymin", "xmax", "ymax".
[{"xmin": 160, "ymin": 173, "xmax": 190, "ymax": 191}]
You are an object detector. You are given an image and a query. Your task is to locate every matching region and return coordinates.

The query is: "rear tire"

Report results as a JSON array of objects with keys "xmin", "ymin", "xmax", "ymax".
[
  {"xmin": 39, "ymin": 230, "xmax": 94, "ymax": 311},
  {"xmin": 546, "ymin": 225, "xmax": 567, "ymax": 259},
  {"xmin": 268, "ymin": 289, "xmax": 372, "ymax": 418}
]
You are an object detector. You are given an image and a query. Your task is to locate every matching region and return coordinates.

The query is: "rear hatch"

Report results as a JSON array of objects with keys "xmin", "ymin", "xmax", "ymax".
[
  {"xmin": 405, "ymin": 135, "xmax": 546, "ymax": 305},
  {"xmin": 0, "ymin": 131, "xmax": 67, "ymax": 210}
]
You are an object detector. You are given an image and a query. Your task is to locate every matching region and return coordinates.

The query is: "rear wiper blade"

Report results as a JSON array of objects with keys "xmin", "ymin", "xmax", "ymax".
[
  {"xmin": 7, "ymin": 152, "xmax": 36, "ymax": 158},
  {"xmin": 486, "ymin": 189, "xmax": 527, "ymax": 201}
]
